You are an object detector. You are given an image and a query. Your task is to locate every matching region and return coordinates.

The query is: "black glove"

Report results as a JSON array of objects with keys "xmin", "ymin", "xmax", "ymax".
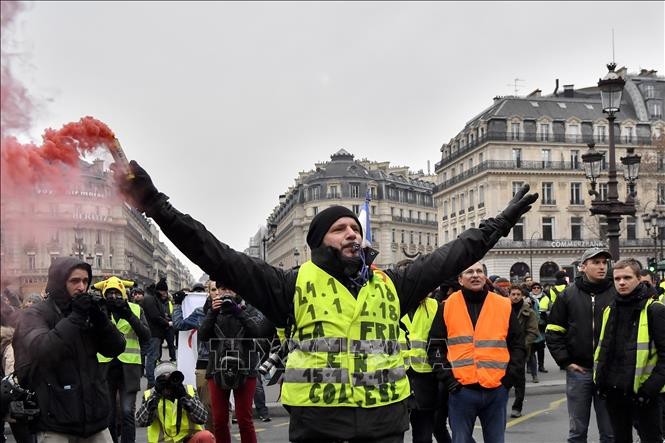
[
  {"xmin": 496, "ymin": 184, "xmax": 539, "ymax": 236},
  {"xmin": 114, "ymin": 300, "xmax": 133, "ymax": 319},
  {"xmin": 71, "ymin": 293, "xmax": 92, "ymax": 316},
  {"xmin": 113, "ymin": 160, "xmax": 162, "ymax": 213},
  {"xmin": 445, "ymin": 377, "xmax": 462, "ymax": 394},
  {"xmin": 173, "ymin": 291, "xmax": 187, "ymax": 306},
  {"xmin": 633, "ymin": 389, "xmax": 653, "ymax": 407},
  {"xmin": 88, "ymin": 303, "xmax": 109, "ymax": 328},
  {"xmin": 220, "ymin": 298, "xmax": 241, "ymax": 316}
]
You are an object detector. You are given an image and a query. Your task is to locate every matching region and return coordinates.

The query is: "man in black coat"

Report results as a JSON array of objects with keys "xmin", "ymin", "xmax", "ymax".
[
  {"xmin": 142, "ymin": 278, "xmax": 172, "ymax": 388},
  {"xmin": 13, "ymin": 257, "xmax": 126, "ymax": 441},
  {"xmin": 113, "ymin": 160, "xmax": 537, "ymax": 442}
]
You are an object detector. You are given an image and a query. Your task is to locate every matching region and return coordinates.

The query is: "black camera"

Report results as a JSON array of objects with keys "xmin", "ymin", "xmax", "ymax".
[
  {"xmin": 155, "ymin": 370, "xmax": 185, "ymax": 395},
  {"xmin": 0, "ymin": 374, "xmax": 39, "ymax": 421}
]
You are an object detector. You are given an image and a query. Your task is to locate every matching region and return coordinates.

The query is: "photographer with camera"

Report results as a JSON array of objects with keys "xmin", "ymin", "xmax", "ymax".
[
  {"xmin": 13, "ymin": 257, "xmax": 126, "ymax": 442},
  {"xmin": 198, "ymin": 286, "xmax": 274, "ymax": 443},
  {"xmin": 94, "ymin": 276, "xmax": 151, "ymax": 443},
  {"xmin": 136, "ymin": 362, "xmax": 213, "ymax": 442}
]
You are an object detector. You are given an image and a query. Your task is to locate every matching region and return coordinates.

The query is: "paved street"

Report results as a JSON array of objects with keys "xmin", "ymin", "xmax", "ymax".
[{"xmin": 6, "ymin": 367, "xmax": 601, "ymax": 443}]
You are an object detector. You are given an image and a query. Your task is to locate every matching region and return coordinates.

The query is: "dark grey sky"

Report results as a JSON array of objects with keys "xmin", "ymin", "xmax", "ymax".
[{"xmin": 11, "ymin": 1, "xmax": 664, "ymax": 278}]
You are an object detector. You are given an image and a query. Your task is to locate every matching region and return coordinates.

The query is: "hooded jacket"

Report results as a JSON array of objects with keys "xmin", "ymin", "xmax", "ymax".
[{"xmin": 13, "ymin": 257, "xmax": 126, "ymax": 437}]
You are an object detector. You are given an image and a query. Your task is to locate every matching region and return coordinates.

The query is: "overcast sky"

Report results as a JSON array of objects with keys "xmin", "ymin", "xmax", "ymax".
[{"xmin": 8, "ymin": 1, "xmax": 664, "ymax": 279}]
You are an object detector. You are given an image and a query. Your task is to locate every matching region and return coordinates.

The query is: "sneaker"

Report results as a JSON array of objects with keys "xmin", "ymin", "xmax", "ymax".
[
  {"xmin": 538, "ymin": 367, "xmax": 549, "ymax": 373},
  {"xmin": 532, "ymin": 376, "xmax": 539, "ymax": 383},
  {"xmin": 260, "ymin": 416, "xmax": 271, "ymax": 422},
  {"xmin": 510, "ymin": 409, "xmax": 522, "ymax": 418}
]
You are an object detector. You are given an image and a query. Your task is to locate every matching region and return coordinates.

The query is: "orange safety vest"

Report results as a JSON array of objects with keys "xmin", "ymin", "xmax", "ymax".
[{"xmin": 443, "ymin": 290, "xmax": 511, "ymax": 388}]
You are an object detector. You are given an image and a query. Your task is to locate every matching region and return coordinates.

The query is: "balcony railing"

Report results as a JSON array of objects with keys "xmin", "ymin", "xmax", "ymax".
[
  {"xmin": 391, "ymin": 215, "xmax": 438, "ymax": 226},
  {"xmin": 435, "ymin": 131, "xmax": 654, "ymax": 171}
]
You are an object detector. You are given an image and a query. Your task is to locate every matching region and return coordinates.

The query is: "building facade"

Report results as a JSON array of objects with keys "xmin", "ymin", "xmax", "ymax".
[
  {"xmin": 0, "ymin": 159, "xmax": 193, "ymax": 296},
  {"xmin": 265, "ymin": 149, "xmax": 438, "ymax": 270},
  {"xmin": 433, "ymin": 67, "xmax": 665, "ymax": 283}
]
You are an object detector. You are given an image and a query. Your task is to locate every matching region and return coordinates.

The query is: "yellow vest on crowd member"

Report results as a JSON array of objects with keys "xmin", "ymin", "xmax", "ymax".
[
  {"xmin": 540, "ymin": 284, "xmax": 566, "ymax": 312},
  {"xmin": 144, "ymin": 385, "xmax": 202, "ymax": 443},
  {"xmin": 98, "ymin": 302, "xmax": 142, "ymax": 365},
  {"xmin": 595, "ymin": 299, "xmax": 665, "ymax": 394},
  {"xmin": 400, "ymin": 298, "xmax": 439, "ymax": 373},
  {"xmin": 281, "ymin": 261, "xmax": 410, "ymax": 408}
]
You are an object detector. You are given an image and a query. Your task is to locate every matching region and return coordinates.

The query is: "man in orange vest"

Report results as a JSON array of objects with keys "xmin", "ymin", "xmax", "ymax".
[{"xmin": 429, "ymin": 262, "xmax": 526, "ymax": 443}]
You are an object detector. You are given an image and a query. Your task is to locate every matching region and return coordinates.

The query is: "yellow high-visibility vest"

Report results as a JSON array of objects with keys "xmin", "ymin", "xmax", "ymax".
[
  {"xmin": 98, "ymin": 302, "xmax": 142, "ymax": 365},
  {"xmin": 400, "ymin": 298, "xmax": 439, "ymax": 373},
  {"xmin": 595, "ymin": 299, "xmax": 665, "ymax": 393},
  {"xmin": 281, "ymin": 261, "xmax": 410, "ymax": 408},
  {"xmin": 144, "ymin": 385, "xmax": 202, "ymax": 443}
]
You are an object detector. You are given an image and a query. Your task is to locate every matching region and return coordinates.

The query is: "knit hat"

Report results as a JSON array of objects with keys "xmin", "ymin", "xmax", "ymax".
[
  {"xmin": 306, "ymin": 206, "xmax": 362, "ymax": 249},
  {"xmin": 154, "ymin": 361, "xmax": 179, "ymax": 380},
  {"xmin": 93, "ymin": 276, "xmax": 134, "ymax": 300},
  {"xmin": 155, "ymin": 277, "xmax": 168, "ymax": 292}
]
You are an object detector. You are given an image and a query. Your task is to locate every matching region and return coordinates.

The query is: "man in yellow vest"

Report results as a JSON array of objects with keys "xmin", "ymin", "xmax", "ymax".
[
  {"xmin": 95, "ymin": 276, "xmax": 151, "ymax": 443},
  {"xmin": 594, "ymin": 258, "xmax": 665, "ymax": 443},
  {"xmin": 400, "ymin": 295, "xmax": 450, "ymax": 443},
  {"xmin": 136, "ymin": 362, "xmax": 214, "ymax": 443},
  {"xmin": 114, "ymin": 161, "xmax": 537, "ymax": 442},
  {"xmin": 429, "ymin": 262, "xmax": 526, "ymax": 443}
]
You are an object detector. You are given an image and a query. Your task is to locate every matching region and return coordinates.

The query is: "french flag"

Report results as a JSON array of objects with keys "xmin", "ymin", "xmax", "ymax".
[{"xmin": 358, "ymin": 190, "xmax": 372, "ymax": 247}]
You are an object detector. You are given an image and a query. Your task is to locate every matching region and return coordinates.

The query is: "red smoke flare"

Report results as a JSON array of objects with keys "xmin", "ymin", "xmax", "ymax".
[{"xmin": 1, "ymin": 116, "xmax": 118, "ymax": 195}]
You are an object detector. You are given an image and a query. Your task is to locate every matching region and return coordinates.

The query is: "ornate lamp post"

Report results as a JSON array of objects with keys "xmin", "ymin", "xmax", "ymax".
[
  {"xmin": 642, "ymin": 208, "xmax": 665, "ymax": 261},
  {"xmin": 582, "ymin": 63, "xmax": 641, "ymax": 261},
  {"xmin": 529, "ymin": 231, "xmax": 540, "ymax": 279},
  {"xmin": 261, "ymin": 223, "xmax": 277, "ymax": 262}
]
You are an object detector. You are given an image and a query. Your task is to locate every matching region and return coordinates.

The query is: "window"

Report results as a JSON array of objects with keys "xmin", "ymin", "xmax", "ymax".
[
  {"xmin": 468, "ymin": 158, "xmax": 474, "ymax": 170},
  {"xmin": 417, "ymin": 211, "xmax": 421, "ymax": 221},
  {"xmin": 27, "ymin": 254, "xmax": 36, "ymax": 270},
  {"xmin": 427, "ymin": 233, "xmax": 431, "ymax": 246},
  {"xmin": 542, "ymin": 182, "xmax": 554, "ymax": 204},
  {"xmin": 408, "ymin": 210, "xmax": 413, "ymax": 221},
  {"xmin": 312, "ymin": 206, "xmax": 318, "ymax": 216},
  {"xmin": 401, "ymin": 230, "xmax": 405, "ymax": 244},
  {"xmin": 621, "ymin": 126, "xmax": 635, "ymax": 143},
  {"xmin": 570, "ymin": 150, "xmax": 579, "ymax": 169},
  {"xmin": 513, "ymin": 217, "xmax": 524, "ymax": 241},
  {"xmin": 599, "ymin": 183, "xmax": 609, "ymax": 201},
  {"xmin": 539, "ymin": 123, "xmax": 550, "ymax": 141},
  {"xmin": 391, "ymin": 229, "xmax": 396, "ymax": 243},
  {"xmin": 460, "ymin": 194, "xmax": 465, "ymax": 212},
  {"xmin": 479, "ymin": 153, "xmax": 484, "ymax": 164},
  {"xmin": 542, "ymin": 149, "xmax": 551, "ymax": 167},
  {"xmin": 512, "ymin": 181, "xmax": 525, "ymax": 197},
  {"xmin": 311, "ymin": 187, "xmax": 320, "ymax": 200},
  {"xmin": 443, "ymin": 201, "xmax": 448, "ymax": 217},
  {"xmin": 595, "ymin": 125, "xmax": 607, "ymax": 142},
  {"xmin": 568, "ymin": 124, "xmax": 580, "ymax": 142},
  {"xmin": 398, "ymin": 190, "xmax": 404, "ymax": 203},
  {"xmin": 350, "ymin": 184, "xmax": 360, "ymax": 198},
  {"xmin": 652, "ymin": 102, "xmax": 663, "ymax": 119},
  {"xmin": 570, "ymin": 183, "xmax": 582, "ymax": 204},
  {"xmin": 388, "ymin": 187, "xmax": 395, "ymax": 200},
  {"xmin": 96, "ymin": 254, "xmax": 103, "ymax": 269},
  {"xmin": 512, "ymin": 148, "xmax": 522, "ymax": 167},
  {"xmin": 658, "ymin": 183, "xmax": 665, "ymax": 205},
  {"xmin": 453, "ymin": 228, "xmax": 458, "ymax": 238},
  {"xmin": 96, "ymin": 230, "xmax": 102, "ymax": 245},
  {"xmin": 418, "ymin": 232, "xmax": 422, "ymax": 245},
  {"xmin": 645, "ymin": 84, "xmax": 656, "ymax": 99},
  {"xmin": 444, "ymin": 231, "xmax": 449, "ymax": 243},
  {"xmin": 328, "ymin": 185, "xmax": 339, "ymax": 198},
  {"xmin": 571, "ymin": 217, "xmax": 583, "ymax": 240},
  {"xmin": 542, "ymin": 217, "xmax": 554, "ymax": 241},
  {"xmin": 451, "ymin": 197, "xmax": 457, "ymax": 215},
  {"xmin": 352, "ymin": 204, "xmax": 360, "ymax": 214},
  {"xmin": 626, "ymin": 216, "xmax": 636, "ymax": 240},
  {"xmin": 478, "ymin": 185, "xmax": 485, "ymax": 207},
  {"xmin": 369, "ymin": 187, "xmax": 377, "ymax": 200},
  {"xmin": 409, "ymin": 231, "xmax": 414, "ymax": 244},
  {"xmin": 469, "ymin": 189, "xmax": 474, "ymax": 208},
  {"xmin": 371, "ymin": 205, "xmax": 376, "ymax": 215},
  {"xmin": 510, "ymin": 122, "xmax": 521, "ymax": 140}
]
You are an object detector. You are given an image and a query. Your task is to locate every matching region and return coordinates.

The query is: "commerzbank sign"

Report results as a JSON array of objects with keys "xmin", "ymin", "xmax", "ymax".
[{"xmin": 550, "ymin": 240, "xmax": 606, "ymax": 248}]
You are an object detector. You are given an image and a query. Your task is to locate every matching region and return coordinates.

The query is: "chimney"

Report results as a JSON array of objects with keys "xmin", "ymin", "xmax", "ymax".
[
  {"xmin": 563, "ymin": 84, "xmax": 574, "ymax": 98},
  {"xmin": 527, "ymin": 89, "xmax": 542, "ymax": 97},
  {"xmin": 553, "ymin": 79, "xmax": 559, "ymax": 97}
]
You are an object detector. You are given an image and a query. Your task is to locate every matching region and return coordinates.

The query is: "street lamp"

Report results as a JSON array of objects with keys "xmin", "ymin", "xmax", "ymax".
[
  {"xmin": 582, "ymin": 62, "xmax": 641, "ymax": 261},
  {"xmin": 529, "ymin": 231, "xmax": 541, "ymax": 279},
  {"xmin": 642, "ymin": 208, "xmax": 665, "ymax": 260},
  {"xmin": 261, "ymin": 223, "xmax": 277, "ymax": 262},
  {"xmin": 72, "ymin": 225, "xmax": 85, "ymax": 260},
  {"xmin": 294, "ymin": 248, "xmax": 300, "ymax": 267}
]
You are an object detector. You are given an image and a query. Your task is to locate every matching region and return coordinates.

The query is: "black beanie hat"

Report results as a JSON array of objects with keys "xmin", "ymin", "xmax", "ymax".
[
  {"xmin": 306, "ymin": 206, "xmax": 362, "ymax": 249},
  {"xmin": 155, "ymin": 277, "xmax": 168, "ymax": 292}
]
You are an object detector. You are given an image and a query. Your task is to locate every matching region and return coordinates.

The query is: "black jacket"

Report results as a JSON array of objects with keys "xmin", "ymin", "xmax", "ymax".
[
  {"xmin": 428, "ymin": 289, "xmax": 526, "ymax": 390},
  {"xmin": 594, "ymin": 283, "xmax": 665, "ymax": 397},
  {"xmin": 546, "ymin": 275, "xmax": 614, "ymax": 369},
  {"xmin": 198, "ymin": 300, "xmax": 274, "ymax": 379},
  {"xmin": 143, "ymin": 196, "xmax": 516, "ymax": 440},
  {"xmin": 13, "ymin": 257, "xmax": 126, "ymax": 437},
  {"xmin": 142, "ymin": 291, "xmax": 170, "ymax": 339}
]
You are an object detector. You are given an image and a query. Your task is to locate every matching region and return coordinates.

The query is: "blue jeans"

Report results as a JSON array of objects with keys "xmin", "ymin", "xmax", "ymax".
[
  {"xmin": 145, "ymin": 337, "xmax": 162, "ymax": 386},
  {"xmin": 565, "ymin": 368, "xmax": 613, "ymax": 443},
  {"xmin": 448, "ymin": 386, "xmax": 508, "ymax": 443}
]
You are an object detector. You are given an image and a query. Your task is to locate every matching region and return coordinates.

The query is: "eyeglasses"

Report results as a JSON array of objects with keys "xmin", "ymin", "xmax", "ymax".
[{"xmin": 462, "ymin": 269, "xmax": 485, "ymax": 276}]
